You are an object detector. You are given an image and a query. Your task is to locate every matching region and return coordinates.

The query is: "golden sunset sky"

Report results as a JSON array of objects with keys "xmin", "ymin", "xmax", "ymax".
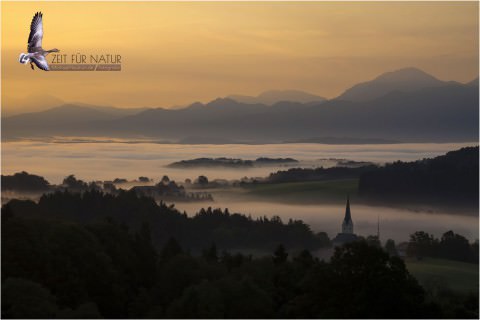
[{"xmin": 1, "ymin": 1, "xmax": 478, "ymax": 115}]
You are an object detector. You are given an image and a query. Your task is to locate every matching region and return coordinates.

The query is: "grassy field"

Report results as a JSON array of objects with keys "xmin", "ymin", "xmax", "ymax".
[
  {"xmin": 406, "ymin": 258, "xmax": 479, "ymax": 294},
  {"xmin": 239, "ymin": 179, "xmax": 359, "ymax": 203}
]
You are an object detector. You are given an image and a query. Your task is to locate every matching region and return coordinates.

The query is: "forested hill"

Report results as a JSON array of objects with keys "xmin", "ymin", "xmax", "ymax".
[
  {"xmin": 1, "ymin": 190, "xmax": 328, "ymax": 252},
  {"xmin": 358, "ymin": 146, "xmax": 479, "ymax": 206},
  {"xmin": 2, "ymin": 182, "xmax": 478, "ymax": 318},
  {"xmin": 267, "ymin": 165, "xmax": 377, "ymax": 183}
]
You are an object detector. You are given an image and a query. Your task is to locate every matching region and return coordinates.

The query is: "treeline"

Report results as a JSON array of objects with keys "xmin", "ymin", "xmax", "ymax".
[
  {"xmin": 264, "ymin": 147, "xmax": 478, "ymax": 207},
  {"xmin": 4, "ymin": 211, "xmax": 476, "ymax": 319},
  {"xmin": 168, "ymin": 157, "xmax": 298, "ymax": 168},
  {"xmin": 1, "ymin": 172, "xmax": 103, "ymax": 193},
  {"xmin": 408, "ymin": 230, "xmax": 479, "ymax": 263},
  {"xmin": 358, "ymin": 147, "xmax": 479, "ymax": 205},
  {"xmin": 2, "ymin": 191, "xmax": 478, "ymax": 318},
  {"xmin": 1, "ymin": 171, "xmax": 50, "ymax": 192},
  {"xmin": 2, "ymin": 190, "xmax": 327, "ymax": 252},
  {"xmin": 267, "ymin": 165, "xmax": 377, "ymax": 183}
]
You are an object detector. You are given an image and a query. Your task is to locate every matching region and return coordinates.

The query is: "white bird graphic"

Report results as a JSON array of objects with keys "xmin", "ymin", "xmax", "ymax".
[{"xmin": 18, "ymin": 12, "xmax": 59, "ymax": 71}]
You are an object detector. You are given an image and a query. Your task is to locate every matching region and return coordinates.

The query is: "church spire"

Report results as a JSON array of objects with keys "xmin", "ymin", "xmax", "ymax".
[
  {"xmin": 344, "ymin": 195, "xmax": 352, "ymax": 223},
  {"xmin": 342, "ymin": 195, "xmax": 354, "ymax": 234}
]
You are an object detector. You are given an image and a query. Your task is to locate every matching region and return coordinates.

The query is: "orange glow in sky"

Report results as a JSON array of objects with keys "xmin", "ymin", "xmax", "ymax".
[{"xmin": 2, "ymin": 1, "xmax": 478, "ymax": 114}]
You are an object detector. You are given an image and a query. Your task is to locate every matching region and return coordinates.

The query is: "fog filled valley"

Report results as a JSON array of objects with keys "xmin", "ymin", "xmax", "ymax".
[
  {"xmin": 2, "ymin": 141, "xmax": 479, "ymax": 318},
  {"xmin": 2, "ymin": 140, "xmax": 475, "ymax": 184},
  {"xmin": 2, "ymin": 142, "xmax": 478, "ymax": 244}
]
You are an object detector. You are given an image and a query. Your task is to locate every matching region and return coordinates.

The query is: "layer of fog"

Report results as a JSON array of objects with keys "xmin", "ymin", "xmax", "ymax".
[
  {"xmin": 2, "ymin": 140, "xmax": 477, "ymax": 243},
  {"xmin": 173, "ymin": 199, "xmax": 479, "ymax": 244},
  {"xmin": 2, "ymin": 141, "xmax": 476, "ymax": 184}
]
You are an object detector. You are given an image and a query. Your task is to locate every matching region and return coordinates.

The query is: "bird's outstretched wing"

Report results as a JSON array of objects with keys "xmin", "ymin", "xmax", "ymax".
[
  {"xmin": 28, "ymin": 12, "xmax": 43, "ymax": 53},
  {"xmin": 31, "ymin": 56, "xmax": 49, "ymax": 71}
]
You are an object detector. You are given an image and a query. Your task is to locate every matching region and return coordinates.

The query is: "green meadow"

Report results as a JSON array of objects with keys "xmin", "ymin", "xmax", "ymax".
[{"xmin": 406, "ymin": 258, "xmax": 479, "ymax": 294}]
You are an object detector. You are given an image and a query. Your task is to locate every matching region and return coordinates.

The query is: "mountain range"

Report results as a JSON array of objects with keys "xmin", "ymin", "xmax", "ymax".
[
  {"xmin": 227, "ymin": 90, "xmax": 326, "ymax": 105},
  {"xmin": 3, "ymin": 67, "xmax": 478, "ymax": 143}
]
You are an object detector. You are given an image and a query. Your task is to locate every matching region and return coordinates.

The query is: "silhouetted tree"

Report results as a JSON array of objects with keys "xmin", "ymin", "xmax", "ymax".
[
  {"xmin": 160, "ymin": 237, "xmax": 183, "ymax": 262},
  {"xmin": 1, "ymin": 171, "xmax": 50, "ymax": 192},
  {"xmin": 366, "ymin": 235, "xmax": 381, "ymax": 248},
  {"xmin": 160, "ymin": 175, "xmax": 170, "ymax": 184},
  {"xmin": 196, "ymin": 175, "xmax": 209, "ymax": 187},
  {"xmin": 293, "ymin": 249, "xmax": 314, "ymax": 269},
  {"xmin": 439, "ymin": 230, "xmax": 472, "ymax": 262},
  {"xmin": 326, "ymin": 241, "xmax": 431, "ymax": 318},
  {"xmin": 2, "ymin": 278, "xmax": 58, "ymax": 319},
  {"xmin": 407, "ymin": 231, "xmax": 438, "ymax": 259},
  {"xmin": 202, "ymin": 243, "xmax": 218, "ymax": 263},
  {"xmin": 273, "ymin": 244, "xmax": 288, "ymax": 265},
  {"xmin": 385, "ymin": 239, "xmax": 398, "ymax": 256},
  {"xmin": 63, "ymin": 174, "xmax": 88, "ymax": 191},
  {"xmin": 134, "ymin": 222, "xmax": 157, "ymax": 288}
]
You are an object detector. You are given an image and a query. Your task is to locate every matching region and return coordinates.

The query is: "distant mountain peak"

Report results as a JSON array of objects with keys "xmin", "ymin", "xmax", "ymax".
[
  {"xmin": 375, "ymin": 67, "xmax": 440, "ymax": 83},
  {"xmin": 336, "ymin": 67, "xmax": 446, "ymax": 102},
  {"xmin": 376, "ymin": 67, "xmax": 438, "ymax": 80}
]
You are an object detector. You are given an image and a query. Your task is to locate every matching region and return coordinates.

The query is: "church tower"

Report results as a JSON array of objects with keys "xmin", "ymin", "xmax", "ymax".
[{"xmin": 342, "ymin": 196, "xmax": 354, "ymax": 234}]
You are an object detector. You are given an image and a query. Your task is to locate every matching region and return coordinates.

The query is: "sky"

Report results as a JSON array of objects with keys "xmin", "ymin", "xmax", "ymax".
[{"xmin": 1, "ymin": 1, "xmax": 478, "ymax": 115}]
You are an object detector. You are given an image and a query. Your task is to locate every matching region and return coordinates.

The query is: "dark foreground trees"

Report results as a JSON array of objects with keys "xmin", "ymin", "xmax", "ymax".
[
  {"xmin": 407, "ymin": 230, "xmax": 478, "ymax": 263},
  {"xmin": 1, "ymin": 214, "xmax": 443, "ymax": 318},
  {"xmin": 4, "ymin": 218, "xmax": 477, "ymax": 318},
  {"xmin": 2, "ymin": 192, "xmax": 478, "ymax": 318},
  {"xmin": 2, "ymin": 189, "xmax": 326, "ymax": 252}
]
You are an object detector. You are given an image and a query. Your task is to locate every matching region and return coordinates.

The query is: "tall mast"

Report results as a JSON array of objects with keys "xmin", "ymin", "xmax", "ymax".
[{"xmin": 377, "ymin": 214, "xmax": 380, "ymax": 240}]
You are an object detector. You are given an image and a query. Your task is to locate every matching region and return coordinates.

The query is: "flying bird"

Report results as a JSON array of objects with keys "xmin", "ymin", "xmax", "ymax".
[{"xmin": 18, "ymin": 12, "xmax": 59, "ymax": 71}]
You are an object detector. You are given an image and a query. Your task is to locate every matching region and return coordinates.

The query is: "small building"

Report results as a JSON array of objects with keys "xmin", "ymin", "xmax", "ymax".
[{"xmin": 332, "ymin": 196, "xmax": 359, "ymax": 246}]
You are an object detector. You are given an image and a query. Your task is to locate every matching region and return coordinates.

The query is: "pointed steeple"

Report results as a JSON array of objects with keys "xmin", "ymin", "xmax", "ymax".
[
  {"xmin": 342, "ymin": 195, "xmax": 354, "ymax": 234},
  {"xmin": 344, "ymin": 195, "xmax": 352, "ymax": 223}
]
